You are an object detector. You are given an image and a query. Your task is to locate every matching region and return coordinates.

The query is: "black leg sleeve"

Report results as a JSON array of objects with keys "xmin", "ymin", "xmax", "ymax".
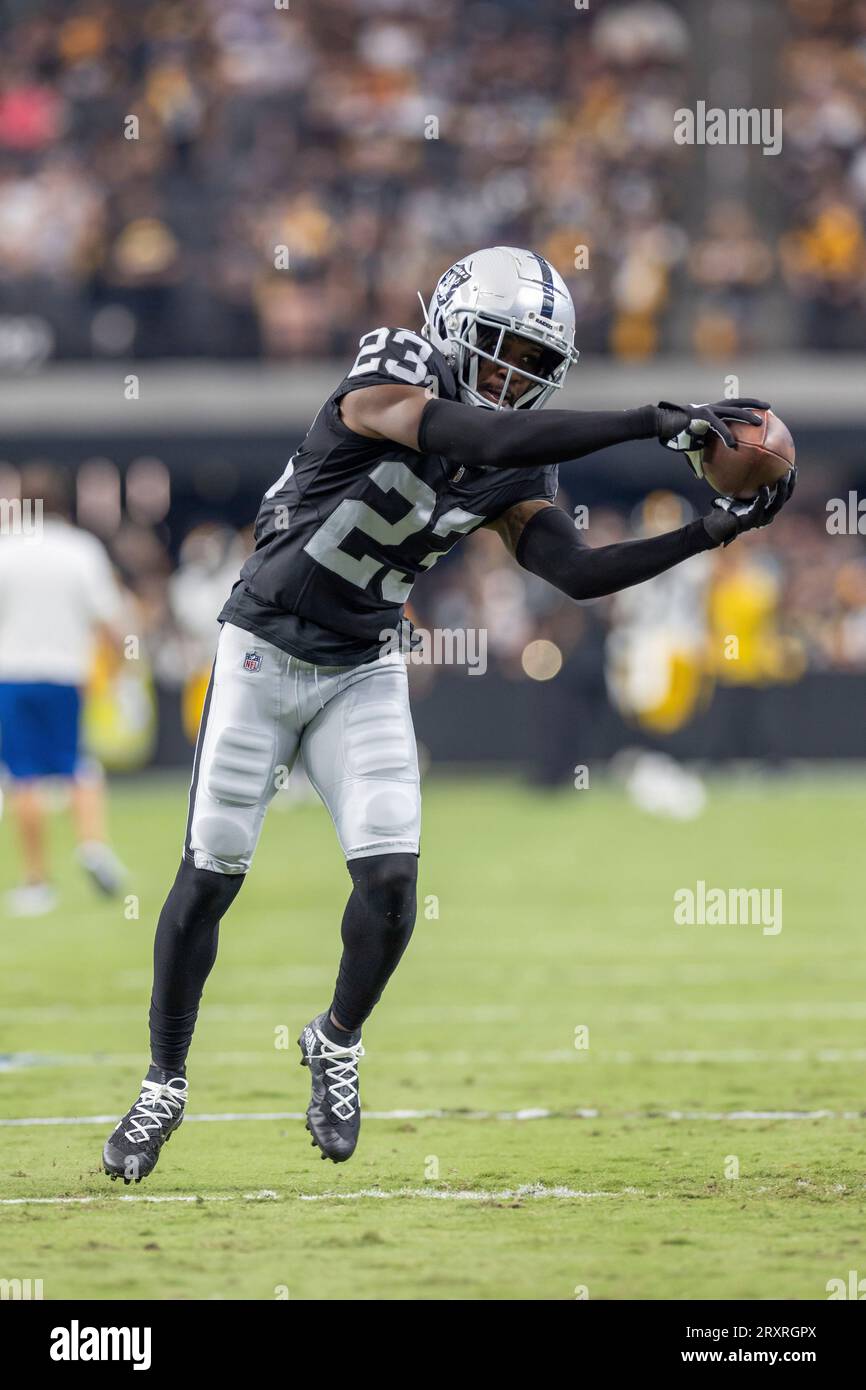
[
  {"xmin": 148, "ymin": 859, "xmax": 245, "ymax": 1074},
  {"xmin": 330, "ymin": 853, "xmax": 418, "ymax": 1032}
]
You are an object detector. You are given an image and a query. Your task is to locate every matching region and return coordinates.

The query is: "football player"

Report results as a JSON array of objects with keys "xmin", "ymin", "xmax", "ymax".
[{"xmin": 103, "ymin": 246, "xmax": 795, "ymax": 1179}]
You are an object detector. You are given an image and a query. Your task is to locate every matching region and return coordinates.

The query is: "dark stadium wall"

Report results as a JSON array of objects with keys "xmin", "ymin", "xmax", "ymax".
[
  {"xmin": 0, "ymin": 423, "xmax": 859, "ymax": 556},
  {"xmin": 138, "ymin": 667, "xmax": 866, "ymax": 778},
  {"xmin": 3, "ymin": 423, "xmax": 862, "ymax": 774}
]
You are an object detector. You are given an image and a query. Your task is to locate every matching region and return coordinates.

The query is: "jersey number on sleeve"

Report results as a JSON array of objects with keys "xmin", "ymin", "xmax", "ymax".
[{"xmin": 346, "ymin": 328, "xmax": 433, "ymax": 385}]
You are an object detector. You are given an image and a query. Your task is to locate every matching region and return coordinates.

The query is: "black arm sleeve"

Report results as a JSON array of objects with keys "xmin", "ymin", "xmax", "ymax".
[
  {"xmin": 418, "ymin": 396, "xmax": 660, "ymax": 469},
  {"xmin": 515, "ymin": 504, "xmax": 718, "ymax": 601}
]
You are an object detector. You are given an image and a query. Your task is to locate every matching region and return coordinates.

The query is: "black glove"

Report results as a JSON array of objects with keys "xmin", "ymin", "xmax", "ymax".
[
  {"xmin": 702, "ymin": 466, "xmax": 797, "ymax": 547},
  {"xmin": 657, "ymin": 398, "xmax": 770, "ymax": 478}
]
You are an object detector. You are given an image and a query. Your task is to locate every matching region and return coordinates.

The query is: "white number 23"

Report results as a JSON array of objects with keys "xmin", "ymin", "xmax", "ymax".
[{"xmin": 346, "ymin": 328, "xmax": 433, "ymax": 385}]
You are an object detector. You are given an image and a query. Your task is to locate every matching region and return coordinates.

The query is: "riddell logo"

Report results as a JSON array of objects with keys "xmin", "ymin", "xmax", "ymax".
[{"xmin": 50, "ymin": 1321, "xmax": 152, "ymax": 1370}]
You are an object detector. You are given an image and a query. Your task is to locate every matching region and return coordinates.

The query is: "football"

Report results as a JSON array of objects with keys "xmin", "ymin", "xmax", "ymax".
[{"xmin": 702, "ymin": 408, "xmax": 796, "ymax": 499}]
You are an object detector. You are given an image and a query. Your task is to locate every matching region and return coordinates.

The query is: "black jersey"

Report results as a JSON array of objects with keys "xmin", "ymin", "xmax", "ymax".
[{"xmin": 219, "ymin": 326, "xmax": 558, "ymax": 664}]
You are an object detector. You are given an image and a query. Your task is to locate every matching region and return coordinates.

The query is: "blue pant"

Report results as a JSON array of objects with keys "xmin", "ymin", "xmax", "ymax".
[{"xmin": 0, "ymin": 682, "xmax": 81, "ymax": 780}]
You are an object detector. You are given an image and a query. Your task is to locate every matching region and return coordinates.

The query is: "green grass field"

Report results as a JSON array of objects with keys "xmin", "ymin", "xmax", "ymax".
[{"xmin": 1, "ymin": 772, "xmax": 865, "ymax": 1301}]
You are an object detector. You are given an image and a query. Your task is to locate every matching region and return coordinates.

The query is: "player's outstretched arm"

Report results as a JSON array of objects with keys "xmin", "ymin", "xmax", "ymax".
[
  {"xmin": 341, "ymin": 383, "xmax": 771, "ymax": 471},
  {"xmin": 494, "ymin": 472, "xmax": 796, "ymax": 602},
  {"xmin": 341, "ymin": 383, "xmax": 658, "ymax": 461}
]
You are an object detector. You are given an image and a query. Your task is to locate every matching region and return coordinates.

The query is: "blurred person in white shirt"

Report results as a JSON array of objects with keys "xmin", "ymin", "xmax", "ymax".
[{"xmin": 0, "ymin": 464, "xmax": 127, "ymax": 916}]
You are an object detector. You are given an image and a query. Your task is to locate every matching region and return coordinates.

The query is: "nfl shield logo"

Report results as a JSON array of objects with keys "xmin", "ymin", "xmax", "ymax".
[{"xmin": 243, "ymin": 650, "xmax": 263, "ymax": 673}]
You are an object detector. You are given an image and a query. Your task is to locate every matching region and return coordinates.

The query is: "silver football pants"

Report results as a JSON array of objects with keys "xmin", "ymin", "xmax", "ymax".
[{"xmin": 184, "ymin": 622, "xmax": 421, "ymax": 873}]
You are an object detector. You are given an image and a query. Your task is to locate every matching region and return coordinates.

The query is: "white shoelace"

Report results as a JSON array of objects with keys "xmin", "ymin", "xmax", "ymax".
[
  {"xmin": 314, "ymin": 1029, "xmax": 365, "ymax": 1122},
  {"xmin": 123, "ymin": 1078, "xmax": 188, "ymax": 1145}
]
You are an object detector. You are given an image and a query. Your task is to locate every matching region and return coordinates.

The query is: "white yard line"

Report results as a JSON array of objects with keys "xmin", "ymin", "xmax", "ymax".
[
  {"xmin": 0, "ymin": 1107, "xmax": 861, "ymax": 1129},
  {"xmin": 298, "ymin": 1185, "xmax": 627, "ymax": 1201},
  {"xmin": 3, "ymin": 1177, "xmax": 861, "ymax": 1208},
  {"xmin": 5, "ymin": 1001, "xmax": 866, "ymax": 1024},
  {"xmin": 0, "ymin": 1108, "xmax": 581, "ymax": 1126},
  {"xmin": 0, "ymin": 1184, "xmax": 632, "ymax": 1207},
  {"xmin": 4, "ymin": 1047, "xmax": 866, "ymax": 1072}
]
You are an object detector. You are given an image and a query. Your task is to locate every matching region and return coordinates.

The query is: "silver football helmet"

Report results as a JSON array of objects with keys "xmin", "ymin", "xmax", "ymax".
[{"xmin": 420, "ymin": 245, "xmax": 579, "ymax": 410}]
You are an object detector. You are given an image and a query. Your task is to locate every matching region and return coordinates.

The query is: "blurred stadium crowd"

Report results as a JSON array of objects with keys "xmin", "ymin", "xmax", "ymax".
[
  {"xmin": 12, "ymin": 465, "xmax": 863, "ymax": 745},
  {"xmin": 155, "ymin": 504, "xmax": 866, "ymax": 684},
  {"xmin": 0, "ymin": 0, "xmax": 864, "ymax": 365},
  {"xmin": 1, "ymin": 0, "xmax": 865, "ymax": 768}
]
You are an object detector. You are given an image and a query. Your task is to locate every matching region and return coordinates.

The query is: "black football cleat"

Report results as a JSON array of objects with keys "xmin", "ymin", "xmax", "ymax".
[
  {"xmin": 103, "ymin": 1075, "xmax": 187, "ymax": 1184},
  {"xmin": 298, "ymin": 1013, "xmax": 365, "ymax": 1163}
]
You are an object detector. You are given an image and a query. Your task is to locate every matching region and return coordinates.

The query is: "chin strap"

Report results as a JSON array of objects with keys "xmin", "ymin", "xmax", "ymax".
[{"xmin": 416, "ymin": 290, "xmax": 432, "ymax": 338}]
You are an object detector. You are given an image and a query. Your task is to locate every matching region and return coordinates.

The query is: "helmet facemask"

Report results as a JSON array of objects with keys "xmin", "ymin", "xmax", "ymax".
[
  {"xmin": 459, "ymin": 316, "xmax": 573, "ymax": 410},
  {"xmin": 444, "ymin": 309, "xmax": 577, "ymax": 410},
  {"xmin": 420, "ymin": 247, "xmax": 580, "ymax": 411}
]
